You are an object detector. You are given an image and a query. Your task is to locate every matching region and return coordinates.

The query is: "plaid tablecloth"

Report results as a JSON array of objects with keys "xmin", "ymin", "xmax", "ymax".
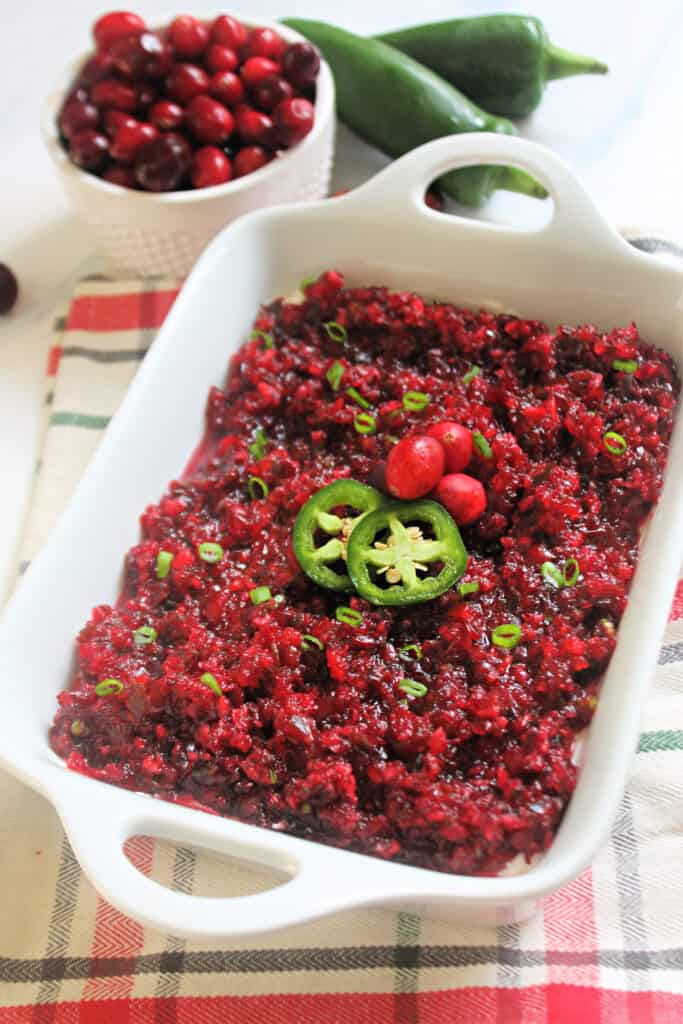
[{"xmin": 2, "ymin": 274, "xmax": 683, "ymax": 1023}]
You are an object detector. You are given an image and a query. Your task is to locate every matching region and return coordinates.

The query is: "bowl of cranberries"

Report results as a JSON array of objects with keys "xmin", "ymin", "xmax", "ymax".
[{"xmin": 44, "ymin": 11, "xmax": 334, "ymax": 277}]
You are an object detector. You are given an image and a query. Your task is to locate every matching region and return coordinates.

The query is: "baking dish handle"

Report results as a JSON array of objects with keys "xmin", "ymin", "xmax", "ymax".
[{"xmin": 342, "ymin": 133, "xmax": 633, "ymax": 256}]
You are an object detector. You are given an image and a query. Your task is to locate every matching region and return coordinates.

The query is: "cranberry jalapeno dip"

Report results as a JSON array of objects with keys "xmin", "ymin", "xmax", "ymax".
[{"xmin": 49, "ymin": 272, "xmax": 678, "ymax": 876}]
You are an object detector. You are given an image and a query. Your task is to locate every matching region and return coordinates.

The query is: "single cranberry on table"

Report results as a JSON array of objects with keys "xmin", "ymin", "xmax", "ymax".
[
  {"xmin": 204, "ymin": 43, "xmax": 238, "ymax": 74},
  {"xmin": 425, "ymin": 187, "xmax": 444, "ymax": 212},
  {"xmin": 240, "ymin": 56, "xmax": 280, "ymax": 90},
  {"xmin": 90, "ymin": 78, "xmax": 138, "ymax": 112},
  {"xmin": 58, "ymin": 98, "xmax": 99, "ymax": 140},
  {"xmin": 282, "ymin": 42, "xmax": 321, "ymax": 89},
  {"xmin": 210, "ymin": 70, "xmax": 244, "ymax": 107},
  {"xmin": 210, "ymin": 14, "xmax": 248, "ymax": 51},
  {"xmin": 0, "ymin": 264, "xmax": 19, "ymax": 314},
  {"xmin": 244, "ymin": 26, "xmax": 286, "ymax": 60},
  {"xmin": 149, "ymin": 100, "xmax": 184, "ymax": 131},
  {"xmin": 186, "ymin": 95, "xmax": 234, "ymax": 145},
  {"xmin": 232, "ymin": 144, "xmax": 270, "ymax": 178},
  {"xmin": 93, "ymin": 10, "xmax": 146, "ymax": 50},
  {"xmin": 165, "ymin": 63, "xmax": 210, "ymax": 103},
  {"xmin": 427, "ymin": 421, "xmax": 472, "ymax": 472},
  {"xmin": 434, "ymin": 473, "xmax": 486, "ymax": 526},
  {"xmin": 110, "ymin": 120, "xmax": 158, "ymax": 163},
  {"xmin": 191, "ymin": 146, "xmax": 232, "ymax": 188},
  {"xmin": 102, "ymin": 164, "xmax": 137, "ymax": 188},
  {"xmin": 273, "ymin": 97, "xmax": 314, "ymax": 146},
  {"xmin": 69, "ymin": 130, "xmax": 110, "ymax": 171},
  {"xmin": 253, "ymin": 74, "xmax": 293, "ymax": 113},
  {"xmin": 103, "ymin": 110, "xmax": 136, "ymax": 137},
  {"xmin": 134, "ymin": 134, "xmax": 191, "ymax": 191},
  {"xmin": 170, "ymin": 15, "xmax": 209, "ymax": 59},
  {"xmin": 109, "ymin": 32, "xmax": 172, "ymax": 78},
  {"xmin": 235, "ymin": 108, "xmax": 273, "ymax": 146},
  {"xmin": 386, "ymin": 435, "xmax": 445, "ymax": 500}
]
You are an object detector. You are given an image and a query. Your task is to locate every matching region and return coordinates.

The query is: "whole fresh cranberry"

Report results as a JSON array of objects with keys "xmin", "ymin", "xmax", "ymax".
[
  {"xmin": 427, "ymin": 421, "xmax": 472, "ymax": 473},
  {"xmin": 282, "ymin": 42, "xmax": 320, "ymax": 89},
  {"xmin": 103, "ymin": 109, "xmax": 137, "ymax": 136},
  {"xmin": 0, "ymin": 264, "xmax": 19, "ymax": 314},
  {"xmin": 204, "ymin": 43, "xmax": 238, "ymax": 73},
  {"xmin": 253, "ymin": 74, "xmax": 293, "ymax": 113},
  {"xmin": 170, "ymin": 15, "xmax": 209, "ymax": 59},
  {"xmin": 273, "ymin": 97, "xmax": 314, "ymax": 146},
  {"xmin": 210, "ymin": 70, "xmax": 244, "ymax": 107},
  {"xmin": 186, "ymin": 95, "xmax": 234, "ymax": 144},
  {"xmin": 425, "ymin": 187, "xmax": 444, "ymax": 212},
  {"xmin": 434, "ymin": 473, "xmax": 486, "ymax": 526},
  {"xmin": 78, "ymin": 51, "xmax": 114, "ymax": 87},
  {"xmin": 191, "ymin": 146, "xmax": 232, "ymax": 188},
  {"xmin": 134, "ymin": 134, "xmax": 191, "ymax": 191},
  {"xmin": 240, "ymin": 56, "xmax": 280, "ymax": 90},
  {"xmin": 233, "ymin": 144, "xmax": 270, "ymax": 177},
  {"xmin": 149, "ymin": 100, "xmax": 184, "ymax": 131},
  {"xmin": 65, "ymin": 86, "xmax": 88, "ymax": 105},
  {"xmin": 210, "ymin": 14, "xmax": 247, "ymax": 51},
  {"xmin": 137, "ymin": 84, "xmax": 158, "ymax": 111},
  {"xmin": 69, "ymin": 129, "xmax": 110, "ymax": 171},
  {"xmin": 244, "ymin": 27, "xmax": 286, "ymax": 60},
  {"xmin": 235, "ymin": 108, "xmax": 273, "ymax": 146},
  {"xmin": 58, "ymin": 99, "xmax": 99, "ymax": 140},
  {"xmin": 90, "ymin": 78, "xmax": 138, "ymax": 112},
  {"xmin": 102, "ymin": 164, "xmax": 137, "ymax": 188},
  {"xmin": 165, "ymin": 63, "xmax": 210, "ymax": 103},
  {"xmin": 110, "ymin": 32, "xmax": 172, "ymax": 78},
  {"xmin": 386, "ymin": 435, "xmax": 445, "ymax": 500},
  {"xmin": 110, "ymin": 120, "xmax": 158, "ymax": 163},
  {"xmin": 93, "ymin": 11, "xmax": 146, "ymax": 51}
]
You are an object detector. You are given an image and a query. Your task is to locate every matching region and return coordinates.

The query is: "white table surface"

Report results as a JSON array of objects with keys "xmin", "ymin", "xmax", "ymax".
[{"xmin": 2, "ymin": 0, "xmax": 683, "ymax": 604}]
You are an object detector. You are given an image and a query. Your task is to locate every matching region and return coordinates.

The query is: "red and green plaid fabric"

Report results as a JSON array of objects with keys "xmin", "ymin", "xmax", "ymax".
[{"xmin": 2, "ymin": 275, "xmax": 683, "ymax": 1023}]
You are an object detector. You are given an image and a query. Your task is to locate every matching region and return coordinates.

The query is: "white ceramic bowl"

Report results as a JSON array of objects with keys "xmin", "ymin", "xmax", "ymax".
[
  {"xmin": 3, "ymin": 135, "xmax": 683, "ymax": 939},
  {"xmin": 42, "ymin": 14, "xmax": 335, "ymax": 277}
]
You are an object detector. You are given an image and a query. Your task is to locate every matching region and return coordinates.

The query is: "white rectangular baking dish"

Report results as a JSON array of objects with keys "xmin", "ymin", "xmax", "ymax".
[{"xmin": 2, "ymin": 134, "xmax": 683, "ymax": 940}]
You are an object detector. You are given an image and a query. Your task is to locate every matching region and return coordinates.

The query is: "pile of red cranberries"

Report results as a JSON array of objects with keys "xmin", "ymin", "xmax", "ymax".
[
  {"xmin": 385, "ymin": 423, "xmax": 487, "ymax": 526},
  {"xmin": 57, "ymin": 11, "xmax": 320, "ymax": 192}
]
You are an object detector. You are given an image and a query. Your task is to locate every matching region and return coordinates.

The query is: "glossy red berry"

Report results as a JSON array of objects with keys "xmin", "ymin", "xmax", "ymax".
[
  {"xmin": 240, "ymin": 56, "xmax": 280, "ymax": 90},
  {"xmin": 0, "ymin": 264, "xmax": 19, "ymax": 314},
  {"xmin": 110, "ymin": 120, "xmax": 158, "ymax": 163},
  {"xmin": 424, "ymin": 187, "xmax": 444, "ymax": 212},
  {"xmin": 136, "ymin": 84, "xmax": 158, "ymax": 111},
  {"xmin": 186, "ymin": 95, "xmax": 234, "ymax": 144},
  {"xmin": 245, "ymin": 27, "xmax": 286, "ymax": 60},
  {"xmin": 273, "ymin": 97, "xmax": 314, "ymax": 146},
  {"xmin": 386, "ymin": 435, "xmax": 445, "ymax": 500},
  {"xmin": 149, "ymin": 100, "xmax": 184, "ymax": 131},
  {"xmin": 433, "ymin": 473, "xmax": 486, "ymax": 526},
  {"xmin": 102, "ymin": 164, "xmax": 137, "ymax": 188},
  {"xmin": 191, "ymin": 146, "xmax": 232, "ymax": 188},
  {"xmin": 209, "ymin": 70, "xmax": 244, "ymax": 107},
  {"xmin": 103, "ymin": 109, "xmax": 136, "ymax": 136},
  {"xmin": 235, "ymin": 108, "xmax": 273, "ymax": 146},
  {"xmin": 110, "ymin": 31, "xmax": 172, "ymax": 78},
  {"xmin": 58, "ymin": 99, "xmax": 99, "ymax": 140},
  {"xmin": 78, "ymin": 51, "xmax": 115, "ymax": 87},
  {"xmin": 253, "ymin": 74, "xmax": 293, "ymax": 113},
  {"xmin": 282, "ymin": 42, "xmax": 320, "ymax": 89},
  {"xmin": 426, "ymin": 422, "xmax": 473, "ymax": 473},
  {"xmin": 210, "ymin": 15, "xmax": 248, "ymax": 51},
  {"xmin": 90, "ymin": 78, "xmax": 138, "ymax": 112},
  {"xmin": 93, "ymin": 11, "xmax": 146, "ymax": 51},
  {"xmin": 134, "ymin": 134, "xmax": 191, "ymax": 191},
  {"xmin": 232, "ymin": 145, "xmax": 270, "ymax": 177},
  {"xmin": 170, "ymin": 15, "xmax": 209, "ymax": 59},
  {"xmin": 165, "ymin": 63, "xmax": 210, "ymax": 103},
  {"xmin": 204, "ymin": 43, "xmax": 238, "ymax": 73},
  {"xmin": 69, "ymin": 129, "xmax": 110, "ymax": 171}
]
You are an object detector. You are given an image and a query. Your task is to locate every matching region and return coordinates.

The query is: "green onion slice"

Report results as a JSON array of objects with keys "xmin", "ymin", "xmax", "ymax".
[
  {"xmin": 347, "ymin": 386, "xmax": 370, "ymax": 409},
  {"xmin": 398, "ymin": 678, "xmax": 428, "ymax": 698},
  {"xmin": 198, "ymin": 542, "xmax": 224, "ymax": 564},
  {"xmin": 562, "ymin": 558, "xmax": 580, "ymax": 587},
  {"xmin": 402, "ymin": 391, "xmax": 430, "ymax": 412},
  {"xmin": 250, "ymin": 586, "xmax": 272, "ymax": 606},
  {"xmin": 71, "ymin": 719, "xmax": 86, "ymax": 736},
  {"xmin": 156, "ymin": 550, "xmax": 173, "ymax": 579},
  {"xmin": 324, "ymin": 321, "xmax": 348, "ymax": 343},
  {"xmin": 398, "ymin": 643, "xmax": 422, "ymax": 661},
  {"xmin": 612, "ymin": 358, "xmax": 638, "ymax": 373},
  {"xmin": 603, "ymin": 430, "xmax": 628, "ymax": 456},
  {"xmin": 492, "ymin": 623, "xmax": 521, "ymax": 649},
  {"xmin": 134, "ymin": 625, "xmax": 157, "ymax": 645},
  {"xmin": 95, "ymin": 678, "xmax": 124, "ymax": 696},
  {"xmin": 200, "ymin": 672, "xmax": 222, "ymax": 696},
  {"xmin": 249, "ymin": 427, "xmax": 268, "ymax": 460},
  {"xmin": 336, "ymin": 606, "xmax": 362, "ymax": 626},
  {"xmin": 250, "ymin": 329, "xmax": 274, "ymax": 350},
  {"xmin": 541, "ymin": 561, "xmax": 564, "ymax": 588},
  {"xmin": 301, "ymin": 634, "xmax": 324, "ymax": 652},
  {"xmin": 300, "ymin": 276, "xmax": 316, "ymax": 291},
  {"xmin": 472, "ymin": 430, "xmax": 493, "ymax": 459},
  {"xmin": 458, "ymin": 581, "xmax": 480, "ymax": 598},
  {"xmin": 463, "ymin": 365, "xmax": 481, "ymax": 385},
  {"xmin": 326, "ymin": 360, "xmax": 344, "ymax": 392},
  {"xmin": 248, "ymin": 476, "xmax": 269, "ymax": 500},
  {"xmin": 269, "ymin": 769, "xmax": 278, "ymax": 784},
  {"xmin": 354, "ymin": 412, "xmax": 377, "ymax": 435}
]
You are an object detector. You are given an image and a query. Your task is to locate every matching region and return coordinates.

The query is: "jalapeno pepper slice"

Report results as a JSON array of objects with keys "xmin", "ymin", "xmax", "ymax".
[
  {"xmin": 293, "ymin": 480, "xmax": 387, "ymax": 592},
  {"xmin": 347, "ymin": 499, "xmax": 467, "ymax": 606}
]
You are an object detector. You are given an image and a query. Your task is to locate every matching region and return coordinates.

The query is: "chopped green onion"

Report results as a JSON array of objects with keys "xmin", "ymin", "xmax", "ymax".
[
  {"xmin": 324, "ymin": 321, "xmax": 347, "ymax": 343},
  {"xmin": 269, "ymin": 769, "xmax": 278, "ymax": 784},
  {"xmin": 70, "ymin": 720, "xmax": 87, "ymax": 736},
  {"xmin": 492, "ymin": 623, "xmax": 521, "ymax": 649},
  {"xmin": 156, "ymin": 550, "xmax": 173, "ymax": 579},
  {"xmin": 612, "ymin": 359, "xmax": 637, "ymax": 373},
  {"xmin": 300, "ymin": 801, "xmax": 312, "ymax": 813},
  {"xmin": 95, "ymin": 678, "xmax": 124, "ymax": 696},
  {"xmin": 250, "ymin": 586, "xmax": 272, "ymax": 606},
  {"xmin": 347, "ymin": 386, "xmax": 370, "ymax": 410},
  {"xmin": 398, "ymin": 678, "xmax": 428, "ymax": 698},
  {"xmin": 134, "ymin": 625, "xmax": 157, "ymax": 645},
  {"xmin": 541, "ymin": 561, "xmax": 564, "ymax": 588},
  {"xmin": 458, "ymin": 581, "xmax": 480, "ymax": 598},
  {"xmin": 326, "ymin": 360, "xmax": 344, "ymax": 392},
  {"xmin": 542, "ymin": 559, "xmax": 581, "ymax": 589},
  {"xmin": 354, "ymin": 412, "xmax": 377, "ymax": 435},
  {"xmin": 248, "ymin": 476, "xmax": 269, "ymax": 500},
  {"xmin": 198, "ymin": 541, "xmax": 224, "ymax": 564},
  {"xmin": 603, "ymin": 431, "xmax": 628, "ymax": 456},
  {"xmin": 301, "ymin": 634, "xmax": 324, "ymax": 652},
  {"xmin": 472, "ymin": 430, "xmax": 493, "ymax": 459},
  {"xmin": 402, "ymin": 391, "xmax": 430, "ymax": 412},
  {"xmin": 300, "ymin": 276, "xmax": 316, "ymax": 291},
  {"xmin": 336, "ymin": 606, "xmax": 362, "ymax": 626},
  {"xmin": 250, "ymin": 329, "xmax": 274, "ymax": 350},
  {"xmin": 562, "ymin": 558, "xmax": 580, "ymax": 587},
  {"xmin": 273, "ymin": 594, "xmax": 285, "ymax": 605},
  {"xmin": 463, "ymin": 365, "xmax": 481, "ymax": 385},
  {"xmin": 249, "ymin": 427, "xmax": 268, "ymax": 460},
  {"xmin": 398, "ymin": 643, "xmax": 422, "ymax": 661},
  {"xmin": 200, "ymin": 672, "xmax": 222, "ymax": 696},
  {"xmin": 386, "ymin": 435, "xmax": 400, "ymax": 445}
]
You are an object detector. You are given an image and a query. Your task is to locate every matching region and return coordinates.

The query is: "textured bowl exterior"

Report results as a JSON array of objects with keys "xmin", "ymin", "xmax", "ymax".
[{"xmin": 43, "ymin": 17, "xmax": 335, "ymax": 278}]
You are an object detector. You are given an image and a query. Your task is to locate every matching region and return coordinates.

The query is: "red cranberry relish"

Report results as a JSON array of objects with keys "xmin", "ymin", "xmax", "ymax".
[{"xmin": 50, "ymin": 272, "xmax": 678, "ymax": 875}]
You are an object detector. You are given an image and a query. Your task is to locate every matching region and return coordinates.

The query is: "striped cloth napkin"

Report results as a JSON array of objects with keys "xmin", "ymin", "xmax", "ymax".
[{"xmin": 2, "ymin": 270, "xmax": 683, "ymax": 1023}]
